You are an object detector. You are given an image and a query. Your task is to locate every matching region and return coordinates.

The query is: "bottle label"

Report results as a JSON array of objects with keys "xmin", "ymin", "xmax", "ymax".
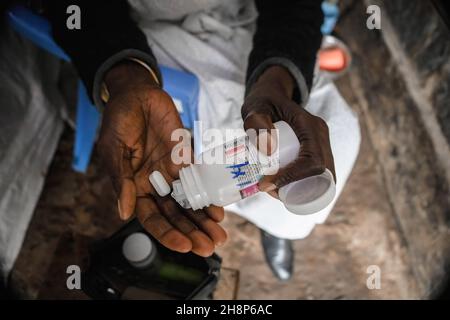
[{"xmin": 223, "ymin": 136, "xmax": 262, "ymax": 199}]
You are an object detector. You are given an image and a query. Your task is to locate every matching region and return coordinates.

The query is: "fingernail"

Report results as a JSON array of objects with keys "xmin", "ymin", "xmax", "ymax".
[
  {"xmin": 259, "ymin": 181, "xmax": 277, "ymax": 193},
  {"xmin": 149, "ymin": 170, "xmax": 171, "ymax": 196},
  {"xmin": 118, "ymin": 199, "xmax": 125, "ymax": 220}
]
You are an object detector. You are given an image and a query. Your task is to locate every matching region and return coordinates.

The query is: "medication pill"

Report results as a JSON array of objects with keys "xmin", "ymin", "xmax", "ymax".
[{"xmin": 149, "ymin": 170, "xmax": 171, "ymax": 196}]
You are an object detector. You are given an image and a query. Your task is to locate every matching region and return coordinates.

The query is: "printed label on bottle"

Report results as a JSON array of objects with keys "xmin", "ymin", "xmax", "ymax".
[{"xmin": 224, "ymin": 136, "xmax": 262, "ymax": 199}]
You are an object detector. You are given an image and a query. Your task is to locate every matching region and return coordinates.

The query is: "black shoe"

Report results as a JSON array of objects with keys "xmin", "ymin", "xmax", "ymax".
[{"xmin": 260, "ymin": 230, "xmax": 294, "ymax": 281}]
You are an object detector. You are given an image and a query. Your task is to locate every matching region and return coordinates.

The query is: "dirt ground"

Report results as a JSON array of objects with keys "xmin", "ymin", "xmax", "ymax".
[
  {"xmin": 9, "ymin": 74, "xmax": 420, "ymax": 300},
  {"xmin": 216, "ymin": 76, "xmax": 418, "ymax": 299}
]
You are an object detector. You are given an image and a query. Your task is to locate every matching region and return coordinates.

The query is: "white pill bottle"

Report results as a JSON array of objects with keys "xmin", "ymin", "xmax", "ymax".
[{"xmin": 168, "ymin": 121, "xmax": 336, "ymax": 215}]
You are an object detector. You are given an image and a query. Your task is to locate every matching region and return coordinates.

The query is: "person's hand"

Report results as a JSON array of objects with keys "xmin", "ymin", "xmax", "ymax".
[
  {"xmin": 242, "ymin": 65, "xmax": 335, "ymax": 197},
  {"xmin": 97, "ymin": 61, "xmax": 227, "ymax": 257}
]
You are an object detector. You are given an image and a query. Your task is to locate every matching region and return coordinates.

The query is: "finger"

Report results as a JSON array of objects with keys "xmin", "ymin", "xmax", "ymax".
[
  {"xmin": 185, "ymin": 209, "xmax": 228, "ymax": 247},
  {"xmin": 291, "ymin": 108, "xmax": 336, "ymax": 183},
  {"xmin": 317, "ymin": 119, "xmax": 337, "ymax": 183},
  {"xmin": 266, "ymin": 189, "xmax": 280, "ymax": 200},
  {"xmin": 118, "ymin": 178, "xmax": 136, "ymax": 220},
  {"xmin": 243, "ymin": 112, "xmax": 274, "ymax": 132},
  {"xmin": 155, "ymin": 197, "xmax": 215, "ymax": 257},
  {"xmin": 155, "ymin": 197, "xmax": 197, "ymax": 234},
  {"xmin": 136, "ymin": 197, "xmax": 192, "ymax": 253},
  {"xmin": 205, "ymin": 205, "xmax": 225, "ymax": 222},
  {"xmin": 243, "ymin": 113, "xmax": 276, "ymax": 155},
  {"xmin": 116, "ymin": 145, "xmax": 138, "ymax": 220},
  {"xmin": 321, "ymin": 142, "xmax": 336, "ymax": 183},
  {"xmin": 259, "ymin": 154, "xmax": 326, "ymax": 191},
  {"xmin": 188, "ymin": 229, "xmax": 216, "ymax": 257}
]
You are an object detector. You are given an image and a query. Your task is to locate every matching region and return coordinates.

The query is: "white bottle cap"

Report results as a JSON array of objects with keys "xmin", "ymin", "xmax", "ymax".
[
  {"xmin": 171, "ymin": 179, "xmax": 192, "ymax": 209},
  {"xmin": 149, "ymin": 170, "xmax": 171, "ymax": 197},
  {"xmin": 122, "ymin": 232, "xmax": 156, "ymax": 268},
  {"xmin": 278, "ymin": 168, "xmax": 336, "ymax": 215},
  {"xmin": 274, "ymin": 121, "xmax": 336, "ymax": 215}
]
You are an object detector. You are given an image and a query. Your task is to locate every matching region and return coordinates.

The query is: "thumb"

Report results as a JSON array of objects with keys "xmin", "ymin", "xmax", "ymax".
[
  {"xmin": 114, "ymin": 145, "xmax": 138, "ymax": 221},
  {"xmin": 118, "ymin": 177, "xmax": 137, "ymax": 221},
  {"xmin": 258, "ymin": 154, "xmax": 326, "ymax": 196},
  {"xmin": 243, "ymin": 113, "xmax": 277, "ymax": 156}
]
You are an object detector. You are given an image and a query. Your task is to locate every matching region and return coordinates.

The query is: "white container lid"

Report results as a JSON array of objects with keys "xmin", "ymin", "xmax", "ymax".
[
  {"xmin": 279, "ymin": 168, "xmax": 336, "ymax": 215},
  {"xmin": 274, "ymin": 121, "xmax": 336, "ymax": 215},
  {"xmin": 122, "ymin": 232, "xmax": 155, "ymax": 268}
]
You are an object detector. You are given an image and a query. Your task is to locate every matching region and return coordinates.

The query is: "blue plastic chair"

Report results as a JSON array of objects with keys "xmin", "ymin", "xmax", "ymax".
[{"xmin": 6, "ymin": 5, "xmax": 199, "ymax": 172}]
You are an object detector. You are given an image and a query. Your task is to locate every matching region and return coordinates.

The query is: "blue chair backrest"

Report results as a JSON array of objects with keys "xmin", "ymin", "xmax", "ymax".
[{"xmin": 7, "ymin": 5, "xmax": 71, "ymax": 61}]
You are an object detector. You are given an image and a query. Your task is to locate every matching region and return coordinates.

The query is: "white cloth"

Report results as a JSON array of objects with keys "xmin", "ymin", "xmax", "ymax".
[
  {"xmin": 0, "ymin": 27, "xmax": 66, "ymax": 278},
  {"xmin": 129, "ymin": 0, "xmax": 361, "ymax": 239}
]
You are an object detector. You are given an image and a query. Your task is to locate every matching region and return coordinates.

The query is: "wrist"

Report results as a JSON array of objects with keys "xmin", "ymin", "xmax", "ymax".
[
  {"xmin": 104, "ymin": 60, "xmax": 159, "ymax": 98},
  {"xmin": 252, "ymin": 65, "xmax": 295, "ymax": 100}
]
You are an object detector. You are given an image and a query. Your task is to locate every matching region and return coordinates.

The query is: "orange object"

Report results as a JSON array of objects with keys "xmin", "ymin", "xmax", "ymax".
[{"xmin": 319, "ymin": 47, "xmax": 347, "ymax": 72}]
